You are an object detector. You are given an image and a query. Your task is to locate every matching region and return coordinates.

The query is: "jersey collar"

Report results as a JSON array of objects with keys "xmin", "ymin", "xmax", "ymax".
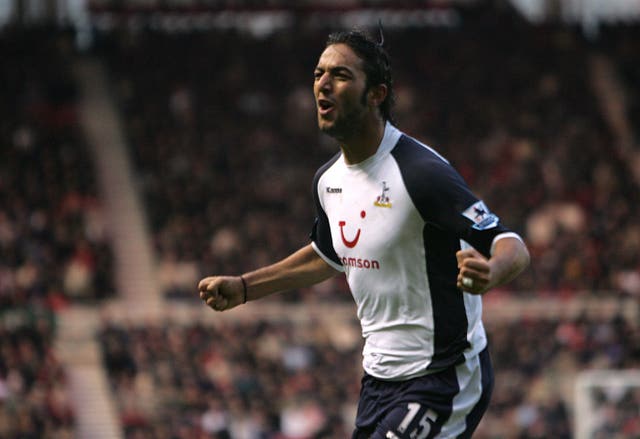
[{"xmin": 344, "ymin": 122, "xmax": 403, "ymax": 169}]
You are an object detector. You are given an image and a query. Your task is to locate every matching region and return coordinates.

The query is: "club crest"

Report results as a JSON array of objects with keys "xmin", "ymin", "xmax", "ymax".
[{"xmin": 374, "ymin": 181, "xmax": 392, "ymax": 208}]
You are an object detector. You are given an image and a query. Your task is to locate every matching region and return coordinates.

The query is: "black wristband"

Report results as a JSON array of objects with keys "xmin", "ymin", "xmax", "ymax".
[{"xmin": 240, "ymin": 276, "xmax": 248, "ymax": 304}]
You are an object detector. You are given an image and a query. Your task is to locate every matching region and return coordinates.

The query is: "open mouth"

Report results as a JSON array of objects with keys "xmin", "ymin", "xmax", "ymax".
[{"xmin": 317, "ymin": 98, "xmax": 335, "ymax": 115}]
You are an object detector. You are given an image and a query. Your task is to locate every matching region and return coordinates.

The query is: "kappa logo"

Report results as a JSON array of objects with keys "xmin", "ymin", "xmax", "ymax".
[
  {"xmin": 374, "ymin": 181, "xmax": 392, "ymax": 208},
  {"xmin": 462, "ymin": 200, "xmax": 500, "ymax": 230}
]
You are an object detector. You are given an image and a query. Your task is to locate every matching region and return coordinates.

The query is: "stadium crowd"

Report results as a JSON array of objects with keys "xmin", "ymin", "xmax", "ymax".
[
  {"xmin": 0, "ymin": 28, "xmax": 115, "ymax": 309},
  {"xmin": 99, "ymin": 317, "xmax": 361, "ymax": 438},
  {"xmin": 97, "ymin": 310, "xmax": 640, "ymax": 438},
  {"xmin": 0, "ymin": 28, "xmax": 114, "ymax": 437},
  {"xmin": 0, "ymin": 310, "xmax": 75, "ymax": 438}
]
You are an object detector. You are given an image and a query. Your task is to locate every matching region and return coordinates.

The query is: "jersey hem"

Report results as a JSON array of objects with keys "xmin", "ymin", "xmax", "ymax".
[
  {"xmin": 490, "ymin": 232, "xmax": 524, "ymax": 255},
  {"xmin": 311, "ymin": 241, "xmax": 344, "ymax": 272}
]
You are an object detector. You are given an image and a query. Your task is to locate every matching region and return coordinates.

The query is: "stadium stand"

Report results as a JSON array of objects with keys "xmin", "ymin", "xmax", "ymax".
[
  {"xmin": 0, "ymin": 28, "xmax": 115, "ymax": 308},
  {"xmin": 97, "ymin": 315, "xmax": 361, "ymax": 438},
  {"xmin": 0, "ymin": 308, "xmax": 74, "ymax": 438},
  {"xmin": 0, "ymin": 27, "xmax": 115, "ymax": 439},
  {"xmin": 94, "ymin": 304, "xmax": 639, "ymax": 438}
]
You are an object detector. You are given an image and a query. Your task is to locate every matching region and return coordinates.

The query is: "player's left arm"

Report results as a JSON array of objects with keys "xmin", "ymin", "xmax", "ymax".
[
  {"xmin": 392, "ymin": 145, "xmax": 529, "ymax": 293},
  {"xmin": 456, "ymin": 235, "xmax": 530, "ymax": 295}
]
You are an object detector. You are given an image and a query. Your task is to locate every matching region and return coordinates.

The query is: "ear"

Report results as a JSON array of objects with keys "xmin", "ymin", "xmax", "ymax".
[{"xmin": 367, "ymin": 84, "xmax": 388, "ymax": 108}]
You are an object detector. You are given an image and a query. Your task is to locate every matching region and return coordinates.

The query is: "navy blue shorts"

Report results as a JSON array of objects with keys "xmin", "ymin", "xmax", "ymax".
[{"xmin": 352, "ymin": 347, "xmax": 494, "ymax": 439}]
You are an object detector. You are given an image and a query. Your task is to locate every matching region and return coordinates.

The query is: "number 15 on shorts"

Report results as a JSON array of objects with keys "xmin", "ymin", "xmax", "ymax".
[{"xmin": 389, "ymin": 402, "xmax": 438, "ymax": 439}]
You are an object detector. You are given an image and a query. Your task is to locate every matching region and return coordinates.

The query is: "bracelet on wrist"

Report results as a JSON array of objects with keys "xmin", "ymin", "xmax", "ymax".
[{"xmin": 240, "ymin": 275, "xmax": 248, "ymax": 304}]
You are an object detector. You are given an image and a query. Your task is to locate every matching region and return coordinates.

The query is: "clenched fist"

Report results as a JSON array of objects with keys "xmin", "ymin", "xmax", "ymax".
[
  {"xmin": 456, "ymin": 248, "xmax": 491, "ymax": 294},
  {"xmin": 198, "ymin": 275, "xmax": 246, "ymax": 311}
]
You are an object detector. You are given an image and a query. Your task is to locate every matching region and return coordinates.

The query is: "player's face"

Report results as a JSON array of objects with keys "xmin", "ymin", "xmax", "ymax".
[{"xmin": 313, "ymin": 43, "xmax": 370, "ymax": 140}]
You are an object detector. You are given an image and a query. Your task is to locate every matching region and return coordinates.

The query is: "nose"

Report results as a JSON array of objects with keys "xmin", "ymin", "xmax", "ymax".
[{"xmin": 316, "ymin": 72, "xmax": 332, "ymax": 92}]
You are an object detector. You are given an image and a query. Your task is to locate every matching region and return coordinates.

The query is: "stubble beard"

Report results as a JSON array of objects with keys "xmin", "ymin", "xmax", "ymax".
[{"xmin": 319, "ymin": 90, "xmax": 369, "ymax": 143}]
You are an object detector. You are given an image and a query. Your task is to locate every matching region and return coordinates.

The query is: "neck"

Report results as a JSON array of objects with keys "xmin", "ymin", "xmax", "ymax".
[{"xmin": 340, "ymin": 117, "xmax": 386, "ymax": 165}]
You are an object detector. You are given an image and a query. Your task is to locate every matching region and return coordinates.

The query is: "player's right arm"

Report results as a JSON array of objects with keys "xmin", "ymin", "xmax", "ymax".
[{"xmin": 198, "ymin": 244, "xmax": 339, "ymax": 312}]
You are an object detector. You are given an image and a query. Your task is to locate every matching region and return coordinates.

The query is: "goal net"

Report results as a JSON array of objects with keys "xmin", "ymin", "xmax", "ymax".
[{"xmin": 574, "ymin": 369, "xmax": 640, "ymax": 438}]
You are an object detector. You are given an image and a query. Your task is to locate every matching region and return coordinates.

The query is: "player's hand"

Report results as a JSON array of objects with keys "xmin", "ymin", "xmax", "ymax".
[
  {"xmin": 456, "ymin": 248, "xmax": 491, "ymax": 294},
  {"xmin": 198, "ymin": 276, "xmax": 245, "ymax": 312}
]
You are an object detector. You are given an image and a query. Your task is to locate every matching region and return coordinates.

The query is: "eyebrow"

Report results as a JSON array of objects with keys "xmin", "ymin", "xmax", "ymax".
[{"xmin": 314, "ymin": 66, "xmax": 355, "ymax": 77}]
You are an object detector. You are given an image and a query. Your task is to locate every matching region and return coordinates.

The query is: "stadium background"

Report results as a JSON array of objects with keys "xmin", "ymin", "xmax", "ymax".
[{"xmin": 0, "ymin": 0, "xmax": 639, "ymax": 437}]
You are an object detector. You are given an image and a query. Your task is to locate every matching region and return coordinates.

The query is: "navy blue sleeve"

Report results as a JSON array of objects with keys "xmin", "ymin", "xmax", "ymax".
[
  {"xmin": 392, "ymin": 135, "xmax": 511, "ymax": 258},
  {"xmin": 309, "ymin": 154, "xmax": 342, "ymax": 267}
]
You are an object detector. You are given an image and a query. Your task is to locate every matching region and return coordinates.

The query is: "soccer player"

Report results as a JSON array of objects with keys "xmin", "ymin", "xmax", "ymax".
[{"xmin": 199, "ymin": 29, "xmax": 530, "ymax": 438}]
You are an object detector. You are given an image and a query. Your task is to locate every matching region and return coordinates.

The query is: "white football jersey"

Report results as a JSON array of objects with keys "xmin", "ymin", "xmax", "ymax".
[{"xmin": 311, "ymin": 123, "xmax": 522, "ymax": 380}]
